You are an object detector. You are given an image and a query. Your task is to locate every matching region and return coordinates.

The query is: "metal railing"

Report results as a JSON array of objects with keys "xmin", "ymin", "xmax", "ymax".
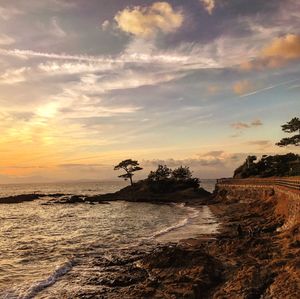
[{"xmin": 216, "ymin": 177, "xmax": 300, "ymax": 191}]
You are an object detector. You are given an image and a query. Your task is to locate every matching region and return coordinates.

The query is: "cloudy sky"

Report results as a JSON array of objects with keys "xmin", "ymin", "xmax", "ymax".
[{"xmin": 0, "ymin": 0, "xmax": 299, "ymax": 183}]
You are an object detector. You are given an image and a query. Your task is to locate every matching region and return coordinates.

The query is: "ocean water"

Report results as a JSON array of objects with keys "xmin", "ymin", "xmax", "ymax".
[
  {"xmin": 0, "ymin": 181, "xmax": 128, "ymax": 198},
  {"xmin": 200, "ymin": 179, "xmax": 216, "ymax": 193},
  {"xmin": 0, "ymin": 180, "xmax": 218, "ymax": 298},
  {"xmin": 0, "ymin": 179, "xmax": 216, "ymax": 198}
]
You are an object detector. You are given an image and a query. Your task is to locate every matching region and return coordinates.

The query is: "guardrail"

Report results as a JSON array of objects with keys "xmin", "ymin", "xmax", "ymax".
[{"xmin": 216, "ymin": 177, "xmax": 300, "ymax": 191}]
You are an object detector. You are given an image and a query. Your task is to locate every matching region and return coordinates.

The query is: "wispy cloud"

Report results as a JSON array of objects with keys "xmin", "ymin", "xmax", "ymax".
[
  {"xmin": 0, "ymin": 67, "xmax": 28, "ymax": 84},
  {"xmin": 231, "ymin": 119, "xmax": 263, "ymax": 130},
  {"xmin": 49, "ymin": 17, "xmax": 66, "ymax": 38},
  {"xmin": 0, "ymin": 34, "xmax": 15, "ymax": 45},
  {"xmin": 246, "ymin": 140, "xmax": 272, "ymax": 150},
  {"xmin": 0, "ymin": 6, "xmax": 22, "ymax": 20}
]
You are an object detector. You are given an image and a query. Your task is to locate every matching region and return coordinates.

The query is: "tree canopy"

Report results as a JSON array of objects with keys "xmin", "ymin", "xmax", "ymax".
[
  {"xmin": 171, "ymin": 166, "xmax": 192, "ymax": 180},
  {"xmin": 147, "ymin": 165, "xmax": 172, "ymax": 182},
  {"xmin": 114, "ymin": 159, "xmax": 143, "ymax": 186},
  {"xmin": 146, "ymin": 164, "xmax": 200, "ymax": 192},
  {"xmin": 276, "ymin": 117, "xmax": 300, "ymax": 147},
  {"xmin": 147, "ymin": 165, "xmax": 194, "ymax": 182},
  {"xmin": 234, "ymin": 153, "xmax": 300, "ymax": 178}
]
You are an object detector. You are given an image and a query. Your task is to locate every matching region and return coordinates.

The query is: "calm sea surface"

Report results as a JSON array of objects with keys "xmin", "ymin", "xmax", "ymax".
[
  {"xmin": 0, "ymin": 180, "xmax": 218, "ymax": 298},
  {"xmin": 0, "ymin": 179, "xmax": 216, "ymax": 198}
]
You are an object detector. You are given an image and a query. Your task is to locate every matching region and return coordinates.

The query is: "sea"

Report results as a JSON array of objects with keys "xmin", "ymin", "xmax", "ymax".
[{"xmin": 0, "ymin": 180, "xmax": 218, "ymax": 298}]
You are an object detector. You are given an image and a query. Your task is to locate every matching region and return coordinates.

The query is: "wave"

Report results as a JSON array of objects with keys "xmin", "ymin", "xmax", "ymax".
[
  {"xmin": 151, "ymin": 204, "xmax": 200, "ymax": 239},
  {"xmin": 3, "ymin": 259, "xmax": 76, "ymax": 299}
]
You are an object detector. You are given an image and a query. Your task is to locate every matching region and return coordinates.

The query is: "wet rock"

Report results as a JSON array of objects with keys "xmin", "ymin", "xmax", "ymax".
[{"xmin": 0, "ymin": 194, "xmax": 42, "ymax": 204}]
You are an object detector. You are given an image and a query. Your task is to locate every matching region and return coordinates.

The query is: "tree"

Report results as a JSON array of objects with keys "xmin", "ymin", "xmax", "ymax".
[
  {"xmin": 276, "ymin": 117, "xmax": 300, "ymax": 147},
  {"xmin": 172, "ymin": 166, "xmax": 192, "ymax": 181},
  {"xmin": 233, "ymin": 156, "xmax": 258, "ymax": 178},
  {"xmin": 246, "ymin": 155, "xmax": 257, "ymax": 168},
  {"xmin": 114, "ymin": 159, "xmax": 143, "ymax": 186},
  {"xmin": 148, "ymin": 164, "xmax": 172, "ymax": 182}
]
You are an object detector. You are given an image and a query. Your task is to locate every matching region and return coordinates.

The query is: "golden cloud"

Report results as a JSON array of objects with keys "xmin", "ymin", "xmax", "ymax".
[
  {"xmin": 233, "ymin": 80, "xmax": 254, "ymax": 95},
  {"xmin": 262, "ymin": 34, "xmax": 300, "ymax": 60},
  {"xmin": 201, "ymin": 0, "xmax": 215, "ymax": 15},
  {"xmin": 241, "ymin": 34, "xmax": 300, "ymax": 70},
  {"xmin": 115, "ymin": 2, "xmax": 184, "ymax": 38},
  {"xmin": 207, "ymin": 84, "xmax": 219, "ymax": 94}
]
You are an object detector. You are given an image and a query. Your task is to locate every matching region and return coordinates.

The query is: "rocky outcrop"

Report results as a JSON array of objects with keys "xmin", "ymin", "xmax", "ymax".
[{"xmin": 86, "ymin": 180, "xmax": 211, "ymax": 203}]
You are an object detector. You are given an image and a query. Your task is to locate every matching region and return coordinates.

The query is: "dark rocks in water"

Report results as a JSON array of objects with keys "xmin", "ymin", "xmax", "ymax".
[
  {"xmin": 46, "ymin": 193, "xmax": 70, "ymax": 198},
  {"xmin": 54, "ymin": 195, "xmax": 85, "ymax": 204},
  {"xmin": 68, "ymin": 195, "xmax": 85, "ymax": 203},
  {"xmin": 48, "ymin": 244, "xmax": 223, "ymax": 298},
  {"xmin": 50, "ymin": 195, "xmax": 111, "ymax": 205},
  {"xmin": 0, "ymin": 194, "xmax": 42, "ymax": 204},
  {"xmin": 0, "ymin": 193, "xmax": 76, "ymax": 204}
]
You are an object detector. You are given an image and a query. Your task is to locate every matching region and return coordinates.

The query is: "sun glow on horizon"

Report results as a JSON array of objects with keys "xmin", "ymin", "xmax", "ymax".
[{"xmin": 0, "ymin": 0, "xmax": 299, "ymax": 182}]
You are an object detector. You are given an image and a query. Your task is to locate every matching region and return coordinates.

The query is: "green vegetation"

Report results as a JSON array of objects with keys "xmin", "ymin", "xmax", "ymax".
[
  {"xmin": 114, "ymin": 159, "xmax": 143, "ymax": 186},
  {"xmin": 147, "ymin": 165, "xmax": 172, "ymax": 182},
  {"xmin": 172, "ymin": 166, "xmax": 193, "ymax": 180},
  {"xmin": 147, "ymin": 165, "xmax": 193, "ymax": 181},
  {"xmin": 147, "ymin": 164, "xmax": 200, "ymax": 193},
  {"xmin": 276, "ymin": 117, "xmax": 300, "ymax": 147},
  {"xmin": 234, "ymin": 153, "xmax": 300, "ymax": 178}
]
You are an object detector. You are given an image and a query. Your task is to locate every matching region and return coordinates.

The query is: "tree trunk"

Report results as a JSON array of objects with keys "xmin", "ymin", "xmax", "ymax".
[{"xmin": 129, "ymin": 175, "xmax": 133, "ymax": 186}]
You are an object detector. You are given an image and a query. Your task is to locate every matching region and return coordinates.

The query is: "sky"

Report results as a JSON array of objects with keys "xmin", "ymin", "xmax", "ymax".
[{"xmin": 0, "ymin": 0, "xmax": 299, "ymax": 183}]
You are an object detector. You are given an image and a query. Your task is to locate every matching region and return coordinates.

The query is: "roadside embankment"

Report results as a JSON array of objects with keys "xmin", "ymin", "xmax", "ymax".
[{"xmin": 214, "ymin": 177, "xmax": 300, "ymax": 230}]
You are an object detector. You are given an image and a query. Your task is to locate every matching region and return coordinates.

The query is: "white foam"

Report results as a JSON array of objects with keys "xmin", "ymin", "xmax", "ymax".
[
  {"xmin": 3, "ymin": 259, "xmax": 76, "ymax": 299},
  {"xmin": 151, "ymin": 203, "xmax": 200, "ymax": 239}
]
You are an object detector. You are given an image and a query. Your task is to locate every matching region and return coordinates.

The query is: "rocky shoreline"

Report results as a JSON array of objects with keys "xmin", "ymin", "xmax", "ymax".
[
  {"xmin": 34, "ymin": 191, "xmax": 299, "ymax": 298},
  {"xmin": 2, "ymin": 183, "xmax": 299, "ymax": 298}
]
